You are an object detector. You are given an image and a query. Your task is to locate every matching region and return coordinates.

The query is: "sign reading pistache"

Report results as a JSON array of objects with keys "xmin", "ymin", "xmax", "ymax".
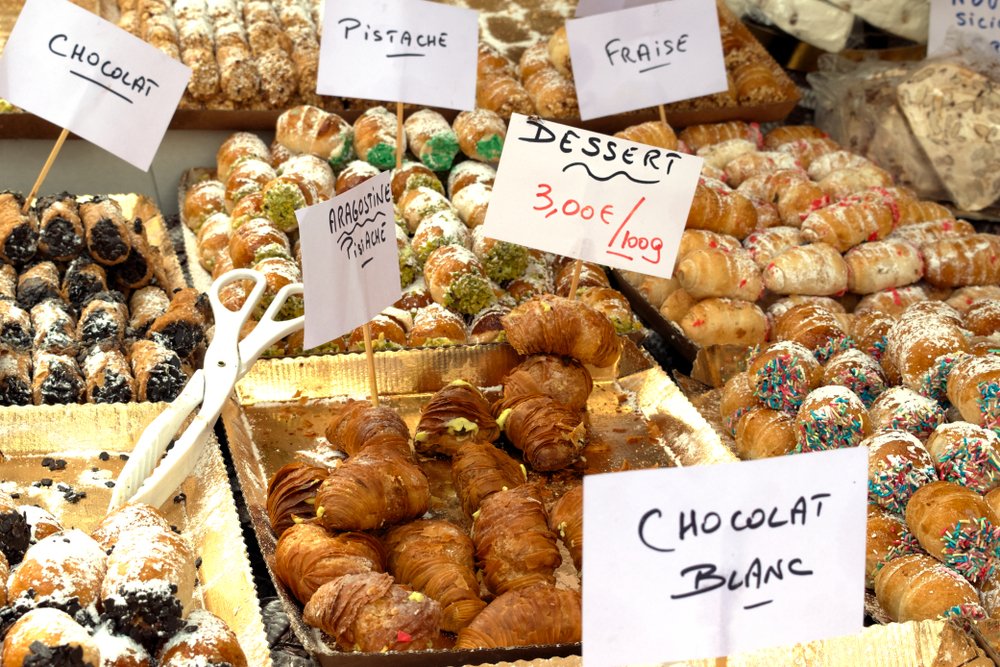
[
  {"xmin": 297, "ymin": 171, "xmax": 401, "ymax": 350},
  {"xmin": 481, "ymin": 114, "xmax": 702, "ymax": 279},
  {"xmin": 317, "ymin": 0, "xmax": 478, "ymax": 110},
  {"xmin": 583, "ymin": 447, "xmax": 868, "ymax": 666},
  {"xmin": 0, "ymin": 0, "xmax": 191, "ymax": 170}
]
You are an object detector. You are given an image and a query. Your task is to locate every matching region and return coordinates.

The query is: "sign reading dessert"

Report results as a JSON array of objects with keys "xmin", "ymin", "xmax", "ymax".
[
  {"xmin": 565, "ymin": 0, "xmax": 728, "ymax": 119},
  {"xmin": 583, "ymin": 447, "xmax": 867, "ymax": 666},
  {"xmin": 0, "ymin": 0, "xmax": 190, "ymax": 170},
  {"xmin": 297, "ymin": 171, "xmax": 401, "ymax": 349},
  {"xmin": 481, "ymin": 114, "xmax": 701, "ymax": 279},
  {"xmin": 318, "ymin": 0, "xmax": 477, "ymax": 111},
  {"xmin": 928, "ymin": 0, "xmax": 1000, "ymax": 57}
]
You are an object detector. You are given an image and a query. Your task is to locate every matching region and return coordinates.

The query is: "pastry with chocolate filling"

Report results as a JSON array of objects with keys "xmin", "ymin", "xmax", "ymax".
[
  {"xmin": 7, "ymin": 529, "xmax": 107, "ymax": 610},
  {"xmin": 128, "ymin": 286, "xmax": 170, "ymax": 338},
  {"xmin": 1, "ymin": 607, "xmax": 101, "ymax": 667},
  {"xmin": 303, "ymin": 572, "xmax": 442, "ymax": 652},
  {"xmin": 16, "ymin": 261, "xmax": 60, "ymax": 310},
  {"xmin": 494, "ymin": 393, "xmax": 586, "ymax": 472},
  {"xmin": 82, "ymin": 347, "xmax": 135, "ymax": 404},
  {"xmin": 502, "ymin": 294, "xmax": 621, "ymax": 368},
  {"xmin": 0, "ymin": 191, "xmax": 39, "ymax": 266},
  {"xmin": 274, "ymin": 523, "xmax": 385, "ymax": 604},
  {"xmin": 35, "ymin": 193, "xmax": 84, "ymax": 261},
  {"xmin": 77, "ymin": 291, "xmax": 128, "ymax": 350},
  {"xmin": 0, "ymin": 350, "xmax": 31, "ymax": 406},
  {"xmin": 414, "ymin": 380, "xmax": 500, "ymax": 458},
  {"xmin": 80, "ymin": 197, "xmax": 131, "ymax": 266},
  {"xmin": 0, "ymin": 491, "xmax": 31, "ymax": 565},
  {"xmin": 147, "ymin": 289, "xmax": 210, "ymax": 359},
  {"xmin": 323, "ymin": 401, "xmax": 412, "ymax": 459},
  {"xmin": 503, "ymin": 355, "xmax": 593, "ymax": 412},
  {"xmin": 267, "ymin": 463, "xmax": 329, "ymax": 536},
  {"xmin": 61, "ymin": 257, "xmax": 107, "ymax": 310},
  {"xmin": 113, "ymin": 217, "xmax": 157, "ymax": 290},
  {"xmin": 0, "ymin": 299, "xmax": 32, "ymax": 351},
  {"xmin": 31, "ymin": 298, "xmax": 78, "ymax": 355},
  {"xmin": 0, "ymin": 262, "xmax": 16, "ymax": 300},
  {"xmin": 549, "ymin": 484, "xmax": 583, "ymax": 571},
  {"xmin": 454, "ymin": 584, "xmax": 581, "ymax": 649},
  {"xmin": 32, "ymin": 351, "xmax": 84, "ymax": 405},
  {"xmin": 91, "ymin": 504, "xmax": 172, "ymax": 553},
  {"xmin": 451, "ymin": 442, "xmax": 527, "ymax": 517},
  {"xmin": 384, "ymin": 519, "xmax": 486, "ymax": 632},
  {"xmin": 156, "ymin": 610, "xmax": 247, "ymax": 667},
  {"xmin": 129, "ymin": 339, "xmax": 187, "ymax": 403}
]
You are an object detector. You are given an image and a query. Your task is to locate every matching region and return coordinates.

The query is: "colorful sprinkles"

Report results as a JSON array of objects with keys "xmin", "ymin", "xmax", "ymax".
[
  {"xmin": 754, "ymin": 353, "xmax": 810, "ymax": 412},
  {"xmin": 936, "ymin": 436, "xmax": 1000, "ymax": 494},
  {"xmin": 796, "ymin": 396, "xmax": 866, "ymax": 453},
  {"xmin": 939, "ymin": 517, "xmax": 1000, "ymax": 584},
  {"xmin": 978, "ymin": 381, "xmax": 1000, "ymax": 435},
  {"xmin": 942, "ymin": 602, "xmax": 988, "ymax": 621},
  {"xmin": 812, "ymin": 335, "xmax": 854, "ymax": 364},
  {"xmin": 918, "ymin": 355, "xmax": 959, "ymax": 402},
  {"xmin": 868, "ymin": 455, "xmax": 938, "ymax": 516}
]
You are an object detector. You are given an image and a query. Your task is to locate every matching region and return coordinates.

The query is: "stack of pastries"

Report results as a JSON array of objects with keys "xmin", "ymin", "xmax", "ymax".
[
  {"xmin": 0, "ymin": 192, "xmax": 210, "ymax": 407},
  {"xmin": 0, "ymin": 497, "xmax": 247, "ymax": 666},
  {"xmin": 185, "ymin": 104, "xmax": 641, "ymax": 356},
  {"xmin": 265, "ymin": 294, "xmax": 623, "ymax": 652}
]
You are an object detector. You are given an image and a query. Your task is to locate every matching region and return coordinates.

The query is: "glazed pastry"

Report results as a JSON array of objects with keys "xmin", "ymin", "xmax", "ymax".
[
  {"xmin": 0, "ymin": 300, "xmax": 33, "ymax": 352},
  {"xmin": 864, "ymin": 430, "xmax": 937, "ymax": 516},
  {"xmin": 519, "ymin": 41, "xmax": 578, "ymax": 119},
  {"xmin": 91, "ymin": 503, "xmax": 171, "ymax": 553},
  {"xmin": 1, "ymin": 607, "xmax": 101, "ymax": 667},
  {"xmin": 224, "ymin": 158, "xmax": 276, "ymax": 211},
  {"xmin": 472, "ymin": 484, "xmax": 561, "ymax": 595},
  {"xmin": 885, "ymin": 309, "xmax": 969, "ymax": 400},
  {"xmin": 763, "ymin": 243, "xmax": 849, "ymax": 296},
  {"xmin": 889, "ymin": 218, "xmax": 976, "ymax": 246},
  {"xmin": 926, "ymin": 422, "xmax": 1000, "ymax": 494},
  {"xmin": 678, "ymin": 229, "xmax": 741, "ymax": 259},
  {"xmin": 451, "ymin": 442, "xmax": 526, "ymax": 517},
  {"xmin": 947, "ymin": 354, "xmax": 1000, "ymax": 432},
  {"xmin": 680, "ymin": 298, "xmax": 768, "ymax": 348},
  {"xmin": 128, "ymin": 286, "xmax": 170, "ymax": 338},
  {"xmin": 156, "ymin": 610, "xmax": 248, "ymax": 667},
  {"xmin": 502, "ymin": 294, "xmax": 620, "ymax": 368},
  {"xmin": 923, "ymin": 234, "xmax": 1000, "ymax": 288},
  {"xmin": 32, "ymin": 351, "xmax": 84, "ymax": 405},
  {"xmin": 423, "ymin": 244, "xmax": 495, "ymax": 316},
  {"xmin": 415, "ymin": 380, "xmax": 500, "ymax": 458},
  {"xmin": 384, "ymin": 519, "xmax": 486, "ymax": 632},
  {"xmin": 823, "ymin": 349, "xmax": 887, "ymax": 408},
  {"xmin": 869, "ymin": 386, "xmax": 946, "ymax": 442},
  {"xmin": 0, "ymin": 351, "xmax": 32, "ymax": 406},
  {"xmin": 719, "ymin": 372, "xmax": 757, "ymax": 437},
  {"xmin": 503, "ymin": 354, "xmax": 592, "ymax": 412},
  {"xmin": 353, "ymin": 106, "xmax": 404, "ymax": 171},
  {"xmin": 447, "ymin": 160, "xmax": 496, "ymax": 199},
  {"xmin": 795, "ymin": 386, "xmax": 871, "ymax": 453},
  {"xmin": 747, "ymin": 341, "xmax": 822, "ymax": 411},
  {"xmin": 734, "ymin": 406, "xmax": 798, "ymax": 460},
  {"xmin": 678, "ymin": 121, "xmax": 762, "ymax": 153},
  {"xmin": 675, "ymin": 246, "xmax": 762, "ymax": 301},
  {"xmin": 743, "ymin": 226, "xmax": 804, "ymax": 269},
  {"xmin": 906, "ymin": 481, "xmax": 1000, "ymax": 584},
  {"xmin": 494, "ymin": 393, "xmax": 585, "ymax": 472},
  {"xmin": 854, "ymin": 285, "xmax": 929, "ymax": 318},
  {"xmin": 454, "ymin": 109, "xmax": 506, "ymax": 163},
  {"xmin": 78, "ymin": 291, "xmax": 128, "ymax": 350},
  {"xmin": 80, "ymin": 197, "xmax": 132, "ymax": 266},
  {"xmin": 408, "ymin": 303, "xmax": 468, "ymax": 347},
  {"xmin": 324, "ymin": 401, "xmax": 412, "ymax": 460},
  {"xmin": 0, "ymin": 191, "xmax": 39, "ymax": 265},
  {"xmin": 274, "ymin": 523, "xmax": 384, "ymax": 604},
  {"xmin": 476, "ymin": 44, "xmax": 534, "ymax": 117},
  {"xmin": 7, "ymin": 529, "xmax": 107, "ymax": 609},
  {"xmin": 267, "ymin": 462, "xmax": 329, "ymax": 536},
  {"xmin": 845, "ymin": 239, "xmax": 923, "ymax": 295},
  {"xmin": 129, "ymin": 339, "xmax": 187, "ymax": 403},
  {"xmin": 685, "ymin": 184, "xmax": 757, "ymax": 240},
  {"xmin": 454, "ymin": 584, "xmax": 581, "ymax": 649},
  {"xmin": 181, "ymin": 179, "xmax": 226, "ymax": 232},
  {"xmin": 82, "ymin": 347, "xmax": 136, "ymax": 404},
  {"xmin": 875, "ymin": 553, "xmax": 984, "ymax": 622},
  {"xmin": 35, "ymin": 193, "xmax": 84, "ymax": 260},
  {"xmin": 865, "ymin": 505, "xmax": 921, "ymax": 589},
  {"xmin": 275, "ymin": 105, "xmax": 354, "ymax": 169},
  {"xmin": 773, "ymin": 303, "xmax": 850, "ymax": 361},
  {"xmin": 17, "ymin": 261, "xmax": 61, "ymax": 309},
  {"xmin": 404, "ymin": 109, "xmax": 459, "ymax": 172},
  {"xmin": 303, "ymin": 572, "xmax": 442, "ymax": 652}
]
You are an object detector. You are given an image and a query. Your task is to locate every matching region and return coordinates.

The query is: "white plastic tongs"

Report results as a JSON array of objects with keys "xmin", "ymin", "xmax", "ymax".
[{"xmin": 109, "ymin": 269, "xmax": 305, "ymax": 511}]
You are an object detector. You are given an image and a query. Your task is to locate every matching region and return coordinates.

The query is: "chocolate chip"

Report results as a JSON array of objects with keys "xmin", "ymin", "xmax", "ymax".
[
  {"xmin": 52, "ymin": 459, "xmax": 66, "ymax": 471},
  {"xmin": 173, "ymin": 493, "xmax": 186, "ymax": 504},
  {"xmin": 9, "ymin": 493, "xmax": 19, "ymax": 499},
  {"xmin": 105, "ymin": 481, "xmax": 115, "ymax": 488},
  {"xmin": 170, "ymin": 525, "xmax": 180, "ymax": 534},
  {"xmin": 41, "ymin": 457, "xmax": 52, "ymax": 467},
  {"xmin": 195, "ymin": 557, "xmax": 203, "ymax": 569},
  {"xmin": 99, "ymin": 452, "xmax": 110, "ymax": 461},
  {"xmin": 38, "ymin": 478, "xmax": 52, "ymax": 487},
  {"xmin": 118, "ymin": 454, "xmax": 129, "ymax": 461}
]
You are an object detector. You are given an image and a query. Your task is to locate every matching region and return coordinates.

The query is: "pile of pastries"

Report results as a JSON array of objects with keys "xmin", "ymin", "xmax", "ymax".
[
  {"xmin": 0, "ymin": 192, "xmax": 210, "ymax": 407},
  {"xmin": 183, "ymin": 103, "xmax": 642, "ymax": 355},
  {"xmin": 0, "ymin": 496, "xmax": 247, "ymax": 666},
  {"xmin": 264, "ymin": 293, "xmax": 624, "ymax": 652}
]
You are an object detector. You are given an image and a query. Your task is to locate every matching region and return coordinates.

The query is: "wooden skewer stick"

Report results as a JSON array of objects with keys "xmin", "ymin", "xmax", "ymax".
[
  {"xmin": 395, "ymin": 101, "xmax": 405, "ymax": 170},
  {"xmin": 567, "ymin": 258, "xmax": 583, "ymax": 299},
  {"xmin": 658, "ymin": 103, "xmax": 668, "ymax": 128},
  {"xmin": 22, "ymin": 127, "xmax": 70, "ymax": 214},
  {"xmin": 362, "ymin": 321, "xmax": 380, "ymax": 408}
]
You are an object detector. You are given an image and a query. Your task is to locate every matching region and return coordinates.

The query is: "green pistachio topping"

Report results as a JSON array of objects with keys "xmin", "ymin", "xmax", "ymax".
[
  {"xmin": 420, "ymin": 132, "xmax": 459, "ymax": 171},
  {"xmin": 484, "ymin": 242, "xmax": 529, "ymax": 283},
  {"xmin": 444, "ymin": 272, "xmax": 496, "ymax": 315},
  {"xmin": 263, "ymin": 182, "xmax": 306, "ymax": 232},
  {"xmin": 497, "ymin": 408, "xmax": 512, "ymax": 432},
  {"xmin": 327, "ymin": 130, "xmax": 356, "ymax": 170},
  {"xmin": 475, "ymin": 134, "xmax": 504, "ymax": 162},
  {"xmin": 366, "ymin": 143, "xmax": 398, "ymax": 170}
]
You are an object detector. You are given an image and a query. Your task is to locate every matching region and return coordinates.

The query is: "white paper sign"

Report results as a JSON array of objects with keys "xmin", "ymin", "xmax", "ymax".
[
  {"xmin": 481, "ymin": 114, "xmax": 702, "ymax": 279},
  {"xmin": 566, "ymin": 0, "xmax": 728, "ymax": 119},
  {"xmin": 318, "ymin": 0, "xmax": 477, "ymax": 111},
  {"xmin": 297, "ymin": 171, "xmax": 401, "ymax": 350},
  {"xmin": 583, "ymin": 447, "xmax": 868, "ymax": 666},
  {"xmin": 576, "ymin": 0, "xmax": 655, "ymax": 18},
  {"xmin": 928, "ymin": 0, "xmax": 1000, "ymax": 57},
  {"xmin": 0, "ymin": 0, "xmax": 190, "ymax": 171}
]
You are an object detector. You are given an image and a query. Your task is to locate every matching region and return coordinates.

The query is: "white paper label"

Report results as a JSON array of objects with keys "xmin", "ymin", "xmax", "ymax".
[
  {"xmin": 297, "ymin": 171, "xmax": 402, "ymax": 350},
  {"xmin": 928, "ymin": 0, "xmax": 1000, "ymax": 57},
  {"xmin": 481, "ymin": 114, "xmax": 701, "ymax": 279},
  {"xmin": 566, "ymin": 0, "xmax": 728, "ymax": 119},
  {"xmin": 0, "ymin": 0, "xmax": 191, "ymax": 171},
  {"xmin": 576, "ymin": 0, "xmax": 655, "ymax": 17},
  {"xmin": 583, "ymin": 447, "xmax": 868, "ymax": 666},
  {"xmin": 318, "ymin": 0, "xmax": 478, "ymax": 111}
]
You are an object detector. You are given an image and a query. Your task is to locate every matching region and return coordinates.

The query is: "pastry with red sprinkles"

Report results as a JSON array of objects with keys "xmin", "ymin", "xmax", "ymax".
[
  {"xmin": 864, "ymin": 430, "xmax": 938, "ymax": 515},
  {"xmin": 823, "ymin": 348, "xmax": 888, "ymax": 408},
  {"xmin": 866, "ymin": 504, "xmax": 923, "ymax": 588},
  {"xmin": 795, "ymin": 385, "xmax": 871, "ymax": 452},
  {"xmin": 926, "ymin": 422, "xmax": 1000, "ymax": 494},
  {"xmin": 869, "ymin": 386, "xmax": 946, "ymax": 442},
  {"xmin": 948, "ymin": 354, "xmax": 1000, "ymax": 434},
  {"xmin": 747, "ymin": 341, "xmax": 822, "ymax": 411}
]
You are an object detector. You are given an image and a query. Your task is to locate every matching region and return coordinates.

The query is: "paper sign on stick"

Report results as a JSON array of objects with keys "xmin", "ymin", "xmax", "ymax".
[
  {"xmin": 0, "ymin": 0, "xmax": 190, "ymax": 171},
  {"xmin": 583, "ymin": 447, "xmax": 868, "ymax": 666},
  {"xmin": 566, "ymin": 0, "xmax": 728, "ymax": 120},
  {"xmin": 576, "ymin": 0, "xmax": 654, "ymax": 17},
  {"xmin": 481, "ymin": 114, "xmax": 702, "ymax": 279},
  {"xmin": 318, "ymin": 0, "xmax": 478, "ymax": 111},
  {"xmin": 297, "ymin": 172, "xmax": 401, "ymax": 350},
  {"xmin": 929, "ymin": 0, "xmax": 1000, "ymax": 57}
]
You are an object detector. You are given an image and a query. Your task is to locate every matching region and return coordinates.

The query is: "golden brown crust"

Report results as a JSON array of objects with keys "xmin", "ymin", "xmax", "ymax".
[
  {"xmin": 494, "ymin": 393, "xmax": 585, "ymax": 472},
  {"xmin": 8, "ymin": 529, "xmax": 107, "ymax": 609},
  {"xmin": 549, "ymin": 484, "xmax": 582, "ymax": 571},
  {"xmin": 1, "ymin": 607, "xmax": 101, "ymax": 667},
  {"xmin": 267, "ymin": 462, "xmax": 329, "ymax": 536},
  {"xmin": 734, "ymin": 406, "xmax": 798, "ymax": 459},
  {"xmin": 502, "ymin": 294, "xmax": 621, "ymax": 368},
  {"xmin": 91, "ymin": 503, "xmax": 172, "ymax": 552},
  {"xmin": 80, "ymin": 197, "xmax": 132, "ymax": 266},
  {"xmin": 454, "ymin": 584, "xmax": 581, "ymax": 649},
  {"xmin": 503, "ymin": 355, "xmax": 593, "ymax": 412},
  {"xmin": 323, "ymin": 400, "xmax": 412, "ymax": 459},
  {"xmin": 156, "ymin": 609, "xmax": 248, "ymax": 667},
  {"xmin": 875, "ymin": 553, "xmax": 980, "ymax": 622},
  {"xmin": 274, "ymin": 523, "xmax": 385, "ymax": 604},
  {"xmin": 415, "ymin": 381, "xmax": 499, "ymax": 457},
  {"xmin": 451, "ymin": 442, "xmax": 526, "ymax": 517}
]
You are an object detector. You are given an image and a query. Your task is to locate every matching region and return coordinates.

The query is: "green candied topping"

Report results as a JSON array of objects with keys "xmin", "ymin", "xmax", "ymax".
[
  {"xmin": 415, "ymin": 199, "xmax": 452, "ymax": 221},
  {"xmin": 405, "ymin": 173, "xmax": 445, "ymax": 196},
  {"xmin": 475, "ymin": 134, "xmax": 504, "ymax": 162},
  {"xmin": 483, "ymin": 242, "xmax": 529, "ymax": 283},
  {"xmin": 305, "ymin": 337, "xmax": 348, "ymax": 356},
  {"xmin": 0, "ymin": 99, "xmax": 15, "ymax": 113},
  {"xmin": 446, "ymin": 417, "xmax": 479, "ymax": 436},
  {"xmin": 448, "ymin": 379, "xmax": 471, "ymax": 387},
  {"xmin": 421, "ymin": 337, "xmax": 461, "ymax": 347},
  {"xmin": 365, "ymin": 143, "xmax": 397, "ymax": 170},
  {"xmin": 444, "ymin": 272, "xmax": 496, "ymax": 315},
  {"xmin": 253, "ymin": 242, "xmax": 293, "ymax": 264},
  {"xmin": 231, "ymin": 182, "xmax": 260, "ymax": 206},
  {"xmin": 371, "ymin": 332, "xmax": 404, "ymax": 352},
  {"xmin": 327, "ymin": 130, "xmax": 356, "ymax": 170},
  {"xmin": 420, "ymin": 132, "xmax": 459, "ymax": 172},
  {"xmin": 611, "ymin": 315, "xmax": 641, "ymax": 335},
  {"xmin": 263, "ymin": 182, "xmax": 306, "ymax": 232},
  {"xmin": 272, "ymin": 294, "xmax": 304, "ymax": 321},
  {"xmin": 399, "ymin": 261, "xmax": 417, "ymax": 289},
  {"xmin": 414, "ymin": 431, "xmax": 429, "ymax": 443},
  {"xmin": 496, "ymin": 408, "xmax": 512, "ymax": 432}
]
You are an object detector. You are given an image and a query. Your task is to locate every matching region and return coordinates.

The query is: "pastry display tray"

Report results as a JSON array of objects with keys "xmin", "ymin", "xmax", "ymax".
[
  {"xmin": 0, "ymin": 401, "xmax": 271, "ymax": 666},
  {"xmin": 220, "ymin": 340, "xmax": 733, "ymax": 667}
]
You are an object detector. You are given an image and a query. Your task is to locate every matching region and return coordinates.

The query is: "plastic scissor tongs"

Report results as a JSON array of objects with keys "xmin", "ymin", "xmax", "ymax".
[{"xmin": 109, "ymin": 269, "xmax": 304, "ymax": 511}]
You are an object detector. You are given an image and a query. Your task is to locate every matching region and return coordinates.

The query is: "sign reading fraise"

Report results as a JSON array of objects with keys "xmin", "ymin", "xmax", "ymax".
[
  {"xmin": 584, "ymin": 447, "xmax": 868, "ymax": 666},
  {"xmin": 565, "ymin": 0, "xmax": 728, "ymax": 120},
  {"xmin": 0, "ymin": 0, "xmax": 191, "ymax": 170},
  {"xmin": 318, "ymin": 0, "xmax": 478, "ymax": 110},
  {"xmin": 480, "ymin": 114, "xmax": 701, "ymax": 279},
  {"xmin": 297, "ymin": 171, "xmax": 401, "ymax": 350}
]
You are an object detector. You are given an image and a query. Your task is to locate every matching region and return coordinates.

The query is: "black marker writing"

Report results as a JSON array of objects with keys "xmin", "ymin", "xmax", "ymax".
[
  {"xmin": 339, "ymin": 17, "xmax": 447, "ymax": 57},
  {"xmin": 669, "ymin": 557, "xmax": 813, "ymax": 610},
  {"xmin": 48, "ymin": 34, "xmax": 159, "ymax": 100},
  {"xmin": 605, "ymin": 34, "xmax": 688, "ymax": 68}
]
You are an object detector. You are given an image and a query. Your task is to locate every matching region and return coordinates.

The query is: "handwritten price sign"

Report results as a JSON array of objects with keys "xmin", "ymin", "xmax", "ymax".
[{"xmin": 481, "ymin": 114, "xmax": 701, "ymax": 278}]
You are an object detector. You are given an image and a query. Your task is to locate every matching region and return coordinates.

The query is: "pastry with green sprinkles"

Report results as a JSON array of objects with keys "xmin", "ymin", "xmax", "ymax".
[
  {"xmin": 229, "ymin": 191, "xmax": 266, "ymax": 229},
  {"xmin": 795, "ymin": 385, "xmax": 871, "ymax": 452},
  {"xmin": 396, "ymin": 224, "xmax": 421, "ymax": 288},
  {"xmin": 223, "ymin": 158, "xmax": 276, "ymax": 211},
  {"xmin": 423, "ymin": 244, "xmax": 496, "ymax": 316},
  {"xmin": 747, "ymin": 341, "xmax": 823, "ymax": 412},
  {"xmin": 453, "ymin": 182, "xmax": 491, "ymax": 228},
  {"xmin": 391, "ymin": 161, "xmax": 445, "ymax": 200},
  {"xmin": 275, "ymin": 104, "xmax": 355, "ymax": 170},
  {"xmin": 472, "ymin": 227, "xmax": 528, "ymax": 284},
  {"xmin": 864, "ymin": 430, "xmax": 938, "ymax": 516},
  {"xmin": 261, "ymin": 177, "xmax": 308, "ymax": 232},
  {"xmin": 412, "ymin": 210, "xmax": 470, "ymax": 264},
  {"xmin": 454, "ymin": 109, "xmax": 506, "ymax": 164},
  {"xmin": 404, "ymin": 109, "xmax": 460, "ymax": 172},
  {"xmin": 577, "ymin": 286, "xmax": 640, "ymax": 335},
  {"xmin": 353, "ymin": 106, "xmax": 405, "ymax": 171},
  {"xmin": 229, "ymin": 217, "xmax": 291, "ymax": 268},
  {"xmin": 252, "ymin": 256, "xmax": 303, "ymax": 320},
  {"xmin": 926, "ymin": 422, "xmax": 1000, "ymax": 494},
  {"xmin": 400, "ymin": 187, "xmax": 456, "ymax": 234},
  {"xmin": 822, "ymin": 348, "xmax": 888, "ymax": 408},
  {"xmin": 415, "ymin": 380, "xmax": 500, "ymax": 458}
]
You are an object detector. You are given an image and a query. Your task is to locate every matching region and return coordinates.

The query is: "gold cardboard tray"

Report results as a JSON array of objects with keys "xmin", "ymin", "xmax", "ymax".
[
  {"xmin": 220, "ymin": 340, "xmax": 732, "ymax": 667},
  {"xmin": 0, "ymin": 401, "xmax": 270, "ymax": 666}
]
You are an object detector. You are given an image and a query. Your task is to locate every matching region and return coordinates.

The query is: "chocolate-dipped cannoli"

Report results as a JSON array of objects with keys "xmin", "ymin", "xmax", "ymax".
[
  {"xmin": 494, "ymin": 394, "xmax": 586, "ymax": 472},
  {"xmin": 31, "ymin": 351, "xmax": 84, "ymax": 405},
  {"xmin": 61, "ymin": 257, "xmax": 108, "ymax": 310},
  {"xmin": 0, "ymin": 300, "xmax": 32, "ymax": 351},
  {"xmin": 129, "ymin": 339, "xmax": 187, "ymax": 402},
  {"xmin": 147, "ymin": 289, "xmax": 210, "ymax": 359},
  {"xmin": 82, "ymin": 346, "xmax": 136, "ymax": 404},
  {"xmin": 113, "ymin": 217, "xmax": 157, "ymax": 290},
  {"xmin": 34, "ymin": 193, "xmax": 84, "ymax": 261},
  {"xmin": 128, "ymin": 286, "xmax": 170, "ymax": 338},
  {"xmin": 0, "ymin": 191, "xmax": 39, "ymax": 265},
  {"xmin": 0, "ymin": 350, "xmax": 31, "ymax": 406},
  {"xmin": 30, "ymin": 298, "xmax": 78, "ymax": 356},
  {"xmin": 0, "ymin": 262, "xmax": 16, "ymax": 300},
  {"xmin": 415, "ymin": 380, "xmax": 500, "ymax": 458},
  {"xmin": 78, "ymin": 290, "xmax": 129, "ymax": 350},
  {"xmin": 451, "ymin": 442, "xmax": 526, "ymax": 517},
  {"xmin": 79, "ymin": 196, "xmax": 132, "ymax": 266},
  {"xmin": 16, "ymin": 261, "xmax": 60, "ymax": 309}
]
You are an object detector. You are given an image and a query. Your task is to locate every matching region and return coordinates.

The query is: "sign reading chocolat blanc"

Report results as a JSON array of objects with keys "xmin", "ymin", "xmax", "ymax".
[
  {"xmin": 583, "ymin": 447, "xmax": 867, "ymax": 666},
  {"xmin": 481, "ymin": 114, "xmax": 702, "ymax": 279},
  {"xmin": 318, "ymin": 0, "xmax": 478, "ymax": 111},
  {"xmin": 566, "ymin": 0, "xmax": 728, "ymax": 119},
  {"xmin": 0, "ymin": 0, "xmax": 190, "ymax": 170},
  {"xmin": 297, "ymin": 171, "xmax": 401, "ymax": 350}
]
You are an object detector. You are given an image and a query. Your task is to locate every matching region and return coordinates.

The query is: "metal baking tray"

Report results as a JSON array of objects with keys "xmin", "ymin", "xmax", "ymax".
[{"xmin": 0, "ymin": 401, "xmax": 270, "ymax": 666}]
